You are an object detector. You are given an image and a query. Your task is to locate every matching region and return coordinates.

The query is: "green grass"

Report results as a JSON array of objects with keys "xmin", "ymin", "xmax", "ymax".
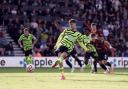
[{"xmin": 0, "ymin": 68, "xmax": 128, "ymax": 89}]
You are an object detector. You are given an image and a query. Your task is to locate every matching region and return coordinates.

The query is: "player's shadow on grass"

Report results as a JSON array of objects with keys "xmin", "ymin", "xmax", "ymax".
[
  {"xmin": 97, "ymin": 73, "xmax": 128, "ymax": 76},
  {"xmin": 68, "ymin": 79, "xmax": 128, "ymax": 83},
  {"xmin": 114, "ymin": 73, "xmax": 128, "ymax": 76}
]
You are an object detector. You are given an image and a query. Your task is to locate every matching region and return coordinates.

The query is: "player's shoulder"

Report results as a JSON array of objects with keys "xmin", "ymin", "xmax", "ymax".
[
  {"xmin": 20, "ymin": 34, "xmax": 25, "ymax": 37},
  {"xmin": 29, "ymin": 33, "xmax": 33, "ymax": 36},
  {"xmin": 64, "ymin": 28, "xmax": 72, "ymax": 32},
  {"xmin": 83, "ymin": 35, "xmax": 92, "ymax": 41},
  {"xmin": 28, "ymin": 34, "xmax": 34, "ymax": 37},
  {"xmin": 19, "ymin": 34, "xmax": 25, "ymax": 40},
  {"xmin": 63, "ymin": 28, "xmax": 74, "ymax": 34},
  {"xmin": 64, "ymin": 28, "xmax": 82, "ymax": 35}
]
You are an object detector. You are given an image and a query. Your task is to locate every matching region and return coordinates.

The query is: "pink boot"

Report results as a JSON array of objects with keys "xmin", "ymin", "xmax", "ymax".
[{"xmin": 60, "ymin": 75, "xmax": 66, "ymax": 80}]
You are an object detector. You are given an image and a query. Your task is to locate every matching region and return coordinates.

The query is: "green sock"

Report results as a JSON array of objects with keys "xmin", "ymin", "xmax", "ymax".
[
  {"xmin": 54, "ymin": 60, "xmax": 60, "ymax": 65},
  {"xmin": 25, "ymin": 56, "xmax": 32, "ymax": 64},
  {"xmin": 28, "ymin": 56, "xmax": 32, "ymax": 64},
  {"xmin": 25, "ymin": 56, "xmax": 29, "ymax": 64},
  {"xmin": 54, "ymin": 56, "xmax": 64, "ymax": 66},
  {"xmin": 58, "ymin": 57, "xmax": 64, "ymax": 74},
  {"xmin": 59, "ymin": 67, "xmax": 64, "ymax": 73},
  {"xmin": 86, "ymin": 64, "xmax": 91, "ymax": 68},
  {"xmin": 57, "ymin": 56, "xmax": 64, "ymax": 63}
]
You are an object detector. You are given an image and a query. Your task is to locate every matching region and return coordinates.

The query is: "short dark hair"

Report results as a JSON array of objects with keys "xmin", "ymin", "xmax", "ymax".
[
  {"xmin": 24, "ymin": 28, "xmax": 29, "ymax": 31},
  {"xmin": 91, "ymin": 33, "xmax": 96, "ymax": 38},
  {"xmin": 91, "ymin": 23, "xmax": 96, "ymax": 27},
  {"xmin": 68, "ymin": 19, "xmax": 76, "ymax": 24}
]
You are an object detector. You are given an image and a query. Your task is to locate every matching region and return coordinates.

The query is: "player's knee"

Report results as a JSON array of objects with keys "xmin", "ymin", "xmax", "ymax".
[
  {"xmin": 99, "ymin": 61, "xmax": 102, "ymax": 64},
  {"xmin": 58, "ymin": 52, "xmax": 61, "ymax": 57},
  {"xmin": 65, "ymin": 57, "xmax": 69, "ymax": 60},
  {"xmin": 101, "ymin": 60, "xmax": 105, "ymax": 64},
  {"xmin": 101, "ymin": 60, "xmax": 107, "ymax": 64},
  {"xmin": 104, "ymin": 60, "xmax": 107, "ymax": 64},
  {"xmin": 61, "ymin": 52, "xmax": 68, "ymax": 58}
]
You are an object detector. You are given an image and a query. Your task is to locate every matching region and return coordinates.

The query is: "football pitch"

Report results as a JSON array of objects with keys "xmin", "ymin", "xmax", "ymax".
[{"xmin": 0, "ymin": 68, "xmax": 128, "ymax": 89}]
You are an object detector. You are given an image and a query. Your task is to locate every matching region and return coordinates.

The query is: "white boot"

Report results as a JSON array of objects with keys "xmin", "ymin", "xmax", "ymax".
[
  {"xmin": 80, "ymin": 67, "xmax": 84, "ymax": 72},
  {"xmin": 71, "ymin": 67, "xmax": 75, "ymax": 72}
]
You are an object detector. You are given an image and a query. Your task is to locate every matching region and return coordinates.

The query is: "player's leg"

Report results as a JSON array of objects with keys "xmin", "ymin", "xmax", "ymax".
[
  {"xmin": 57, "ymin": 52, "xmax": 68, "ymax": 80},
  {"xmin": 91, "ymin": 52, "xmax": 99, "ymax": 73},
  {"xmin": 53, "ymin": 46, "xmax": 69, "ymax": 66},
  {"xmin": 97, "ymin": 52, "xmax": 109, "ymax": 73},
  {"xmin": 52, "ymin": 46, "xmax": 69, "ymax": 79},
  {"xmin": 65, "ymin": 56, "xmax": 76, "ymax": 72},
  {"xmin": 98, "ymin": 53, "xmax": 107, "ymax": 71},
  {"xmin": 71, "ymin": 54, "xmax": 83, "ymax": 72},
  {"xmin": 52, "ymin": 52, "xmax": 61, "ymax": 68},
  {"xmin": 65, "ymin": 59, "xmax": 73, "ymax": 68},
  {"xmin": 69, "ymin": 49, "xmax": 82, "ymax": 72},
  {"xmin": 71, "ymin": 49, "xmax": 82, "ymax": 68},
  {"xmin": 24, "ymin": 51, "xmax": 29, "ymax": 65},
  {"xmin": 27, "ymin": 55, "xmax": 33, "ymax": 64},
  {"xmin": 105, "ymin": 61, "xmax": 113, "ymax": 73},
  {"xmin": 104, "ymin": 55, "xmax": 112, "ymax": 73},
  {"xmin": 72, "ymin": 54, "xmax": 82, "ymax": 68},
  {"xmin": 105, "ymin": 62, "xmax": 111, "ymax": 67},
  {"xmin": 84, "ymin": 52, "xmax": 90, "ymax": 66},
  {"xmin": 24, "ymin": 49, "xmax": 34, "ymax": 72},
  {"xmin": 104, "ymin": 54, "xmax": 112, "ymax": 68},
  {"xmin": 99, "ymin": 60, "xmax": 109, "ymax": 74},
  {"xmin": 85, "ymin": 44, "xmax": 97, "ymax": 70},
  {"xmin": 24, "ymin": 50, "xmax": 32, "ymax": 65},
  {"xmin": 101, "ymin": 60, "xmax": 110, "ymax": 74},
  {"xmin": 105, "ymin": 61, "xmax": 112, "ymax": 68},
  {"xmin": 91, "ymin": 60, "xmax": 97, "ymax": 73},
  {"xmin": 24, "ymin": 50, "xmax": 33, "ymax": 65},
  {"xmin": 99, "ymin": 61, "xmax": 107, "ymax": 71},
  {"xmin": 102, "ymin": 53, "xmax": 112, "ymax": 73}
]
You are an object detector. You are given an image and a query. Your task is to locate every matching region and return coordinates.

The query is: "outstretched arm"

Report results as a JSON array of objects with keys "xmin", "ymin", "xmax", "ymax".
[
  {"xmin": 77, "ymin": 35, "xmax": 92, "ymax": 51},
  {"xmin": 104, "ymin": 41, "xmax": 116, "ymax": 56},
  {"xmin": 54, "ymin": 30, "xmax": 66, "ymax": 49}
]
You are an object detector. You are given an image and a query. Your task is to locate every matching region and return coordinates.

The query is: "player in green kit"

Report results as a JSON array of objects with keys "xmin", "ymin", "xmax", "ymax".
[
  {"xmin": 52, "ymin": 19, "xmax": 92, "ymax": 80},
  {"xmin": 18, "ymin": 28, "xmax": 37, "ymax": 71}
]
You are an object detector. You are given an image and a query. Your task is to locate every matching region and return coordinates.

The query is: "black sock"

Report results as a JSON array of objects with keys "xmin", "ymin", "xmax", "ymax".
[
  {"xmin": 72, "ymin": 55, "xmax": 82, "ymax": 67},
  {"xmin": 105, "ymin": 62, "xmax": 111, "ymax": 67},
  {"xmin": 65, "ymin": 60, "xmax": 72, "ymax": 68},
  {"xmin": 76, "ymin": 58, "xmax": 82, "ymax": 67},
  {"xmin": 100, "ymin": 64, "xmax": 107, "ymax": 71},
  {"xmin": 84, "ymin": 53, "xmax": 90, "ymax": 65},
  {"xmin": 84, "ymin": 58, "xmax": 89, "ymax": 65},
  {"xmin": 93, "ymin": 61, "xmax": 97, "ymax": 72}
]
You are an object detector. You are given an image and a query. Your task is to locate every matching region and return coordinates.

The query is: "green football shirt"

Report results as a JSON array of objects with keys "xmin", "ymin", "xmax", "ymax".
[{"xmin": 18, "ymin": 34, "xmax": 34, "ymax": 51}]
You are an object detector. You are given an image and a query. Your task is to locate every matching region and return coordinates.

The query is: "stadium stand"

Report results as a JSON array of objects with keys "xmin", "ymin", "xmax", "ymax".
[{"xmin": 0, "ymin": 0, "xmax": 128, "ymax": 57}]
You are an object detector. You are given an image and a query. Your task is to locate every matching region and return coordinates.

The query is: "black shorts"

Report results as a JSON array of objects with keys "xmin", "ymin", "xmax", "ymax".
[
  {"xmin": 65, "ymin": 49, "xmax": 77, "ymax": 58},
  {"xmin": 70, "ymin": 49, "xmax": 77, "ymax": 56},
  {"xmin": 84, "ymin": 52, "xmax": 98, "ymax": 61},
  {"xmin": 24, "ymin": 49, "xmax": 32, "ymax": 56},
  {"xmin": 84, "ymin": 52, "xmax": 93, "ymax": 60},
  {"xmin": 97, "ymin": 51, "xmax": 108, "ymax": 61},
  {"xmin": 55, "ymin": 46, "xmax": 69, "ymax": 55}
]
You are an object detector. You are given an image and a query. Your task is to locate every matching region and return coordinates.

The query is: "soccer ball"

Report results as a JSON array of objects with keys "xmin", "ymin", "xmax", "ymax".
[{"xmin": 26, "ymin": 64, "xmax": 35, "ymax": 72}]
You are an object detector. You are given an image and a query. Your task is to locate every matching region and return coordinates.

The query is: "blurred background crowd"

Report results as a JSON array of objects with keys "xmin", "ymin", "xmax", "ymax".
[{"xmin": 0, "ymin": 0, "xmax": 128, "ymax": 57}]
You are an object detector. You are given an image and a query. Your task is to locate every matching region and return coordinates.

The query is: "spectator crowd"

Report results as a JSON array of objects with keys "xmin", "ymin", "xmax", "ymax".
[{"xmin": 0, "ymin": 0, "xmax": 128, "ymax": 57}]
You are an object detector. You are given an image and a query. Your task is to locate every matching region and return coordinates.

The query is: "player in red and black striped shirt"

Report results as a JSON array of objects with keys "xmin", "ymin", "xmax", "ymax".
[
  {"xmin": 91, "ymin": 33, "xmax": 116, "ymax": 73},
  {"xmin": 84, "ymin": 23, "xmax": 116, "ymax": 73}
]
